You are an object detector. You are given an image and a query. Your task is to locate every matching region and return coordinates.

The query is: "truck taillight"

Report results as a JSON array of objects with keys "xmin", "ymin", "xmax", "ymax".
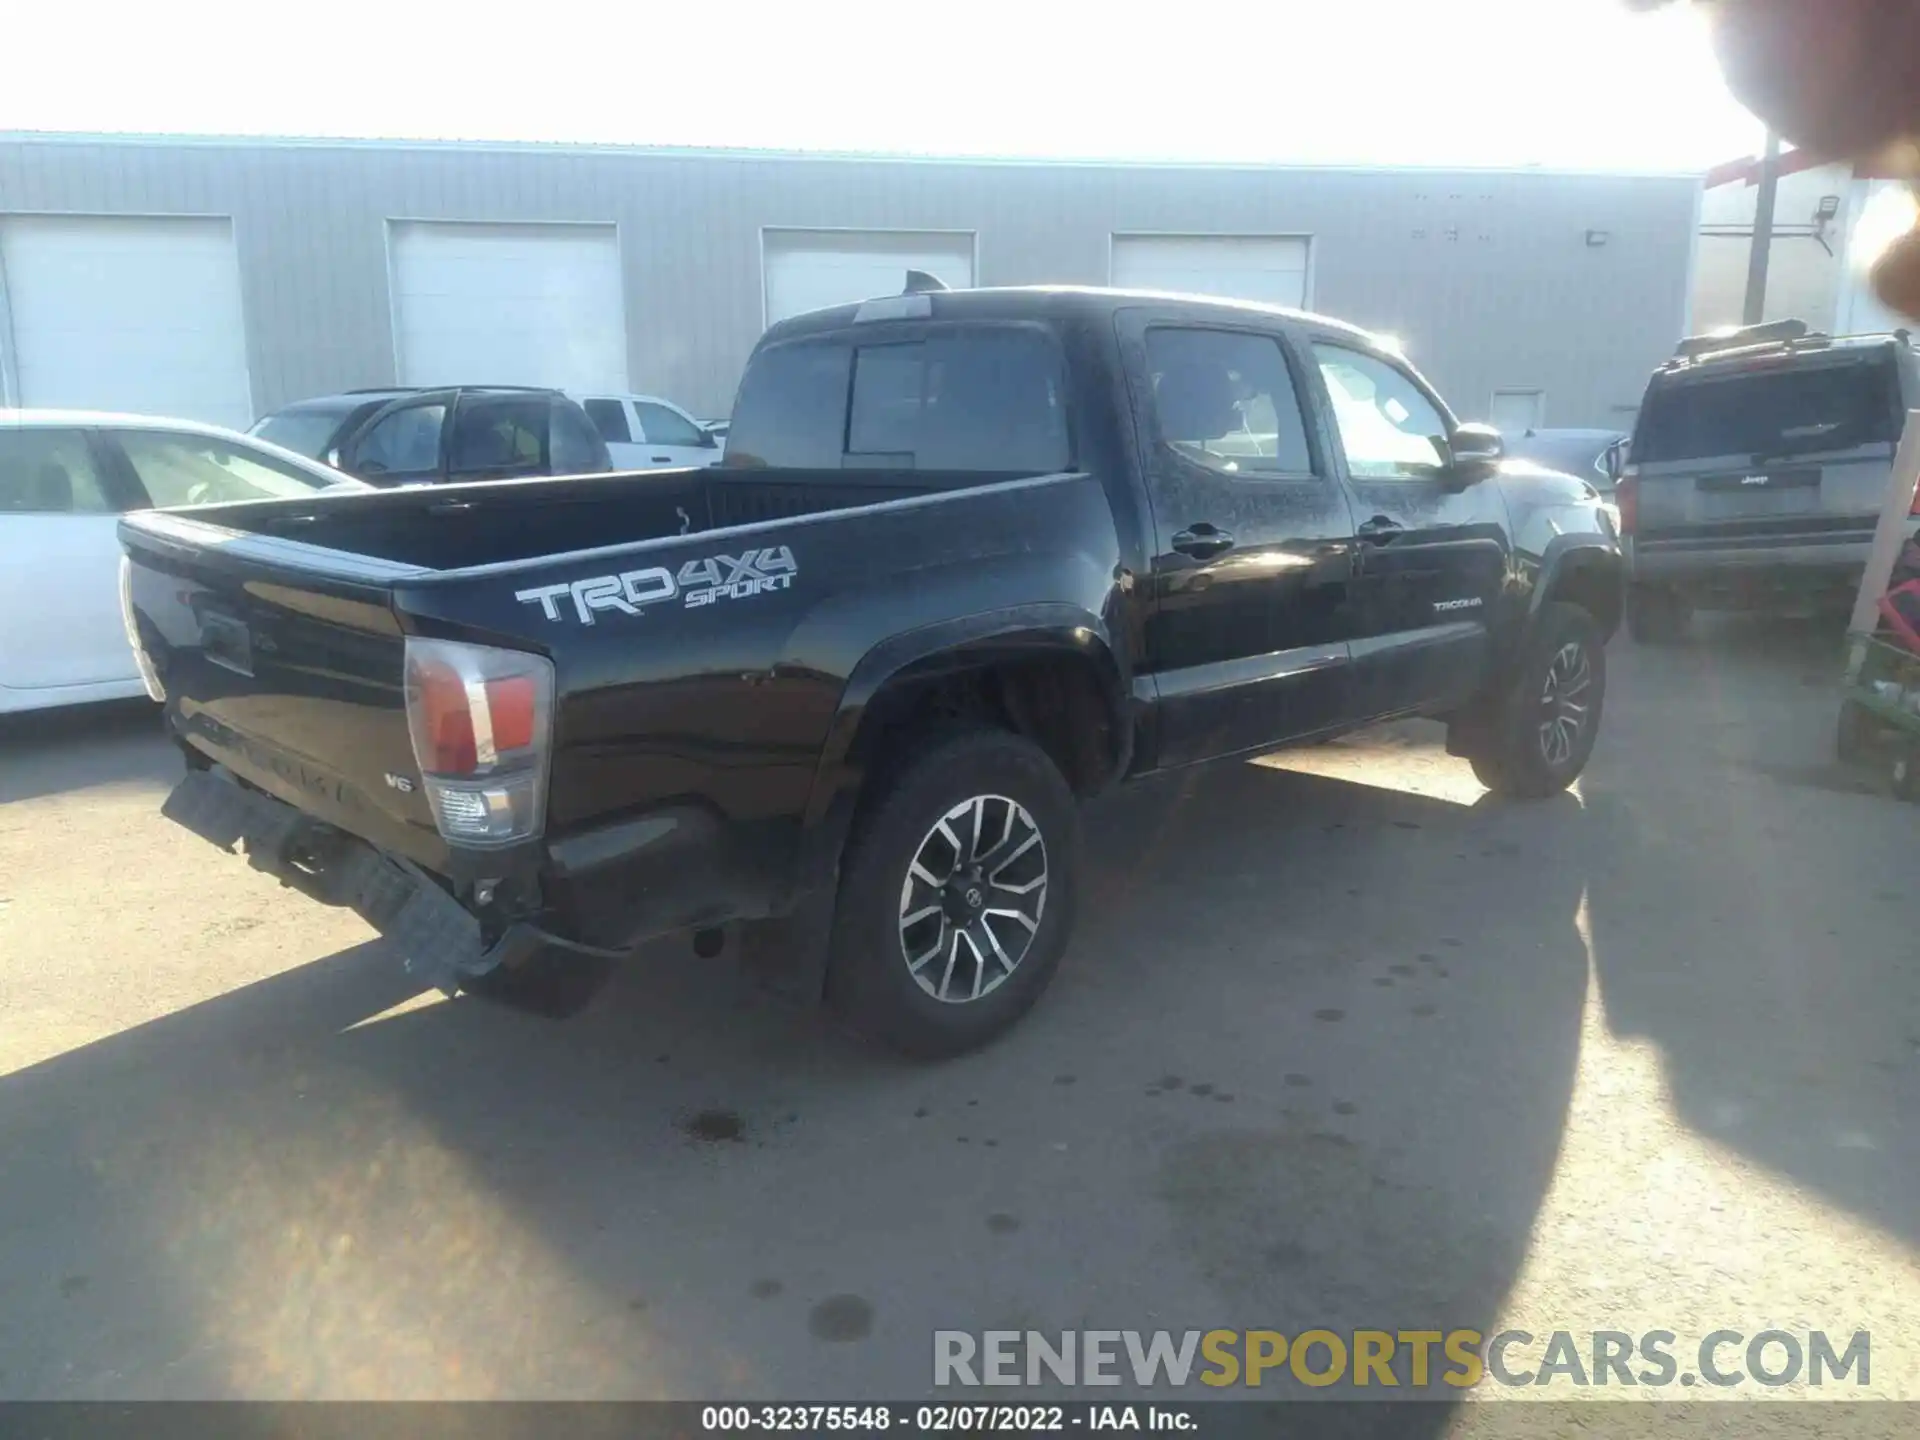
[
  {"xmin": 1616, "ymin": 468, "xmax": 1639, "ymax": 538},
  {"xmin": 403, "ymin": 638, "xmax": 554, "ymax": 847}
]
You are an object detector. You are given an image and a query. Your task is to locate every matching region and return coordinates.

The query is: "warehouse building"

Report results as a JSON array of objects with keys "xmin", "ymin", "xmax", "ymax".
[{"xmin": 0, "ymin": 133, "xmax": 1701, "ymax": 434}]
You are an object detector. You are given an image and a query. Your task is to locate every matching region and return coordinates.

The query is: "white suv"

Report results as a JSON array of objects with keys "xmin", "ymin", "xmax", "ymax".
[{"xmin": 571, "ymin": 392, "xmax": 723, "ymax": 470}]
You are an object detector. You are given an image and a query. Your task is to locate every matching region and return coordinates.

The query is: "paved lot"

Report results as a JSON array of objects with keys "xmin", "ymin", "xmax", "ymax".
[{"xmin": 3, "ymin": 618, "xmax": 1919, "ymax": 1413}]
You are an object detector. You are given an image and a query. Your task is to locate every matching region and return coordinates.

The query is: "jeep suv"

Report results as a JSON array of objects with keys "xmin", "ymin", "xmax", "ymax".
[
  {"xmin": 1618, "ymin": 319, "xmax": 1920, "ymax": 641},
  {"xmin": 249, "ymin": 386, "xmax": 611, "ymax": 487}
]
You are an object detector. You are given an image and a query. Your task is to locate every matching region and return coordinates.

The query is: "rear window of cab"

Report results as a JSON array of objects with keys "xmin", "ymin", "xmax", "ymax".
[{"xmin": 724, "ymin": 328, "xmax": 1070, "ymax": 475}]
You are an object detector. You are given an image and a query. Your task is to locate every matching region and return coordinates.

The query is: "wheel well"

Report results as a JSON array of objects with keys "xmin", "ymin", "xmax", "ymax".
[
  {"xmin": 1545, "ymin": 553, "xmax": 1623, "ymax": 641},
  {"xmin": 855, "ymin": 655, "xmax": 1123, "ymax": 800}
]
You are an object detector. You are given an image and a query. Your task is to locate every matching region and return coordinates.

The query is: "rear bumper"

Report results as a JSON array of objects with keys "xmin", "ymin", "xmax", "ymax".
[
  {"xmin": 1632, "ymin": 537, "xmax": 1872, "ymax": 578},
  {"xmin": 161, "ymin": 767, "xmax": 543, "ymax": 994},
  {"xmin": 1630, "ymin": 534, "xmax": 1871, "ymax": 608}
]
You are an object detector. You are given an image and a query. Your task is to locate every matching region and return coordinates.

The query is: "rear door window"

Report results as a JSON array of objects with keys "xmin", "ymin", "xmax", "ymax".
[
  {"xmin": 1146, "ymin": 327, "xmax": 1315, "ymax": 475},
  {"xmin": 550, "ymin": 400, "xmax": 609, "ymax": 472},
  {"xmin": 449, "ymin": 398, "xmax": 549, "ymax": 478},
  {"xmin": 352, "ymin": 402, "xmax": 446, "ymax": 478},
  {"xmin": 248, "ymin": 406, "xmax": 352, "ymax": 460},
  {"xmin": 1634, "ymin": 358, "xmax": 1903, "ymax": 464},
  {"xmin": 582, "ymin": 398, "xmax": 631, "ymax": 444},
  {"xmin": 0, "ymin": 429, "xmax": 118, "ymax": 514},
  {"xmin": 116, "ymin": 431, "xmax": 338, "ymax": 507}
]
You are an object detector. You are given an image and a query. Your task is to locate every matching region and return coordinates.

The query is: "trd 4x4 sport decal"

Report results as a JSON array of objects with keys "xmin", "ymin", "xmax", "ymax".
[{"xmin": 515, "ymin": 546, "xmax": 798, "ymax": 626}]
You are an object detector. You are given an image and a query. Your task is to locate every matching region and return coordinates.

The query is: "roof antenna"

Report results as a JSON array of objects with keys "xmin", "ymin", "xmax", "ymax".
[{"xmin": 902, "ymin": 269, "xmax": 949, "ymax": 295}]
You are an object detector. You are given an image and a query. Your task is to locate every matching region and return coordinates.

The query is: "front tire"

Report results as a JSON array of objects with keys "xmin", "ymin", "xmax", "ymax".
[
  {"xmin": 826, "ymin": 728, "xmax": 1081, "ymax": 1059},
  {"xmin": 1627, "ymin": 582, "xmax": 1691, "ymax": 643},
  {"xmin": 1468, "ymin": 602, "xmax": 1607, "ymax": 798}
]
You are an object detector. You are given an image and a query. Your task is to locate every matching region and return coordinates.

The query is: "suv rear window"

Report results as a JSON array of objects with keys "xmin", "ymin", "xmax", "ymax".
[
  {"xmin": 1633, "ymin": 356, "xmax": 1903, "ymax": 464},
  {"xmin": 725, "ymin": 328, "xmax": 1070, "ymax": 473},
  {"xmin": 249, "ymin": 405, "xmax": 357, "ymax": 460}
]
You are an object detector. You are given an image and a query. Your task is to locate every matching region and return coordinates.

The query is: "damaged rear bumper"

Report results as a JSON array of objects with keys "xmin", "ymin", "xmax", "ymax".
[{"xmin": 162, "ymin": 767, "xmax": 541, "ymax": 995}]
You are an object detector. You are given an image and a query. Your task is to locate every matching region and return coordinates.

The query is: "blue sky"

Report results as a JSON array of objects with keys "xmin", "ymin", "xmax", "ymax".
[{"xmin": 3, "ymin": 0, "xmax": 1764, "ymax": 171}]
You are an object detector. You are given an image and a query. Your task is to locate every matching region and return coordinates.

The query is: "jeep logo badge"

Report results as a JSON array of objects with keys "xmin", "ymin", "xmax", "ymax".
[{"xmin": 1741, "ymin": 474, "xmax": 1770, "ymax": 486}]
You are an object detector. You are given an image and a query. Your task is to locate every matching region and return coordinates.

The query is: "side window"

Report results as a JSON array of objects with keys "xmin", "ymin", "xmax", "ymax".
[
  {"xmin": 1312, "ymin": 344, "xmax": 1450, "ymax": 479},
  {"xmin": 722, "ymin": 341, "xmax": 853, "ymax": 469},
  {"xmin": 846, "ymin": 330, "xmax": 1071, "ymax": 472},
  {"xmin": 353, "ymin": 403, "xmax": 446, "ymax": 476},
  {"xmin": 118, "ymin": 432, "xmax": 334, "ymax": 507},
  {"xmin": 1144, "ymin": 328, "xmax": 1313, "ymax": 475},
  {"xmin": 449, "ymin": 398, "xmax": 548, "ymax": 477},
  {"xmin": 550, "ymin": 401, "xmax": 608, "ymax": 473},
  {"xmin": 633, "ymin": 401, "xmax": 708, "ymax": 448},
  {"xmin": 0, "ymin": 429, "xmax": 117, "ymax": 514},
  {"xmin": 582, "ymin": 398, "xmax": 631, "ymax": 444}
]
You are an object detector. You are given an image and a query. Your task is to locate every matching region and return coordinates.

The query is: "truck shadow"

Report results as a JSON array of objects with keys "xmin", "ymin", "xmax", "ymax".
[
  {"xmin": 0, "ymin": 699, "xmax": 173, "ymax": 806},
  {"xmin": 0, "ymin": 742, "xmax": 1592, "ymax": 1419},
  {"xmin": 1578, "ymin": 610, "xmax": 1920, "ymax": 1259}
]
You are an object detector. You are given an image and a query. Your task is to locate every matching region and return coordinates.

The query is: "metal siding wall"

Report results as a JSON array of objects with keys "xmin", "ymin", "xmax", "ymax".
[{"xmin": 0, "ymin": 138, "xmax": 1699, "ymax": 425}]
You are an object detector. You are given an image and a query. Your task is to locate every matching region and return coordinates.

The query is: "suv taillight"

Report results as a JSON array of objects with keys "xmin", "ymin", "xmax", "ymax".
[
  {"xmin": 1616, "ymin": 467, "xmax": 1639, "ymax": 538},
  {"xmin": 403, "ymin": 637, "xmax": 554, "ymax": 847}
]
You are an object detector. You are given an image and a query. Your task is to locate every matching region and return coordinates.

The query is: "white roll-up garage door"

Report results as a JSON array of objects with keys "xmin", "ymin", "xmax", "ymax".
[
  {"xmin": 0, "ymin": 215, "xmax": 253, "ymax": 429},
  {"xmin": 1110, "ymin": 234, "xmax": 1311, "ymax": 309},
  {"xmin": 389, "ymin": 221, "xmax": 628, "ymax": 392},
  {"xmin": 763, "ymin": 230, "xmax": 975, "ymax": 326}
]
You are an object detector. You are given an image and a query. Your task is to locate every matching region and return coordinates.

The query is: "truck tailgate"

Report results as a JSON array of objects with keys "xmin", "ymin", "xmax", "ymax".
[{"xmin": 120, "ymin": 512, "xmax": 449, "ymax": 872}]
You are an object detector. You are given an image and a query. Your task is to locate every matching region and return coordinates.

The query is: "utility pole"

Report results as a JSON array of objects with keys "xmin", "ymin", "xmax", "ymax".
[{"xmin": 1743, "ymin": 130, "xmax": 1782, "ymax": 324}]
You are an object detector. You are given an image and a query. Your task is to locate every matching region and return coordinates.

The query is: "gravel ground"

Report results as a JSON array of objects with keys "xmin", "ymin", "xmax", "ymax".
[{"xmin": 2, "ymin": 615, "xmax": 1916, "ymax": 1425}]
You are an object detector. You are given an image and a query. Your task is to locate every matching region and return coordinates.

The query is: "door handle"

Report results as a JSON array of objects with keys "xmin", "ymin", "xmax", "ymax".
[
  {"xmin": 1171, "ymin": 524, "xmax": 1234, "ymax": 559},
  {"xmin": 1356, "ymin": 516, "xmax": 1405, "ymax": 544},
  {"xmin": 652, "ymin": 455, "xmax": 672, "ymax": 463}
]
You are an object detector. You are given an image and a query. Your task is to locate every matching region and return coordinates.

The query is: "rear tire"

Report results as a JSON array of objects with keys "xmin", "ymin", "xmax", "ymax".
[
  {"xmin": 1468, "ymin": 602, "xmax": 1607, "ymax": 798},
  {"xmin": 1627, "ymin": 583, "xmax": 1691, "ymax": 643},
  {"xmin": 826, "ymin": 728, "xmax": 1080, "ymax": 1059}
]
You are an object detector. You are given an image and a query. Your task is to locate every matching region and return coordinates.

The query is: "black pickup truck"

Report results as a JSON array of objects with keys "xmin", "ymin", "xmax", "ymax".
[{"xmin": 122, "ymin": 286, "xmax": 1622, "ymax": 1056}]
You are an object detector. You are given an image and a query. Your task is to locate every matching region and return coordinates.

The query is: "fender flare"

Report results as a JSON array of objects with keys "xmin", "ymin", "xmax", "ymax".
[
  {"xmin": 794, "ymin": 602, "xmax": 1128, "ymax": 894},
  {"xmin": 1525, "ymin": 534, "xmax": 1625, "ymax": 645}
]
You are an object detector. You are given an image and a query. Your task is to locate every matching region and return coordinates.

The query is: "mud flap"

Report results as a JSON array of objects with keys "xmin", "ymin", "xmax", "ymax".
[{"xmin": 162, "ymin": 768, "xmax": 504, "ymax": 996}]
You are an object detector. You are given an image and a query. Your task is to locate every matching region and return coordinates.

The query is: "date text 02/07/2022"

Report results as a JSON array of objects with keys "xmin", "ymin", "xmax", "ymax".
[{"xmin": 699, "ymin": 1404, "xmax": 1194, "ymax": 1432}]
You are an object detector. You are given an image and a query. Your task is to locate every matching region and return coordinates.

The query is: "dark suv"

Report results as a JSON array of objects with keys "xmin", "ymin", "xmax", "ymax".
[
  {"xmin": 1618, "ymin": 320, "xmax": 1920, "ymax": 640},
  {"xmin": 249, "ymin": 386, "xmax": 611, "ymax": 487}
]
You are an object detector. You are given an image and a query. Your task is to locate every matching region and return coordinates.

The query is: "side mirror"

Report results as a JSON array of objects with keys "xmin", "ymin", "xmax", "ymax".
[
  {"xmin": 699, "ymin": 428, "xmax": 718, "ymax": 449},
  {"xmin": 325, "ymin": 447, "xmax": 344, "ymax": 469},
  {"xmin": 1446, "ymin": 423, "xmax": 1504, "ymax": 484}
]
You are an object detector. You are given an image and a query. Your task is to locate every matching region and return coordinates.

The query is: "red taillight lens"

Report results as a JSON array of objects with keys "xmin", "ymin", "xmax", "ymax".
[
  {"xmin": 403, "ymin": 639, "xmax": 554, "ymax": 846},
  {"xmin": 411, "ymin": 654, "xmax": 479, "ymax": 774},
  {"xmin": 1616, "ymin": 472, "xmax": 1638, "ymax": 537},
  {"xmin": 486, "ymin": 674, "xmax": 537, "ymax": 753}
]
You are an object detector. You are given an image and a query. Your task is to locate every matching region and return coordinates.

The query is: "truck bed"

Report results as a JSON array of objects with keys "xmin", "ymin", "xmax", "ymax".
[{"xmin": 120, "ymin": 464, "xmax": 1118, "ymax": 961}]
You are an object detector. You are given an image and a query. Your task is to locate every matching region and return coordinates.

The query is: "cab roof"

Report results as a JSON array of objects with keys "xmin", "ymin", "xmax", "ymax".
[{"xmin": 761, "ymin": 284, "xmax": 1388, "ymax": 350}]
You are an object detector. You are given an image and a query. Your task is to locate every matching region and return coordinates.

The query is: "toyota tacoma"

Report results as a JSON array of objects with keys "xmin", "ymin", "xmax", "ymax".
[{"xmin": 122, "ymin": 286, "xmax": 1622, "ymax": 1056}]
